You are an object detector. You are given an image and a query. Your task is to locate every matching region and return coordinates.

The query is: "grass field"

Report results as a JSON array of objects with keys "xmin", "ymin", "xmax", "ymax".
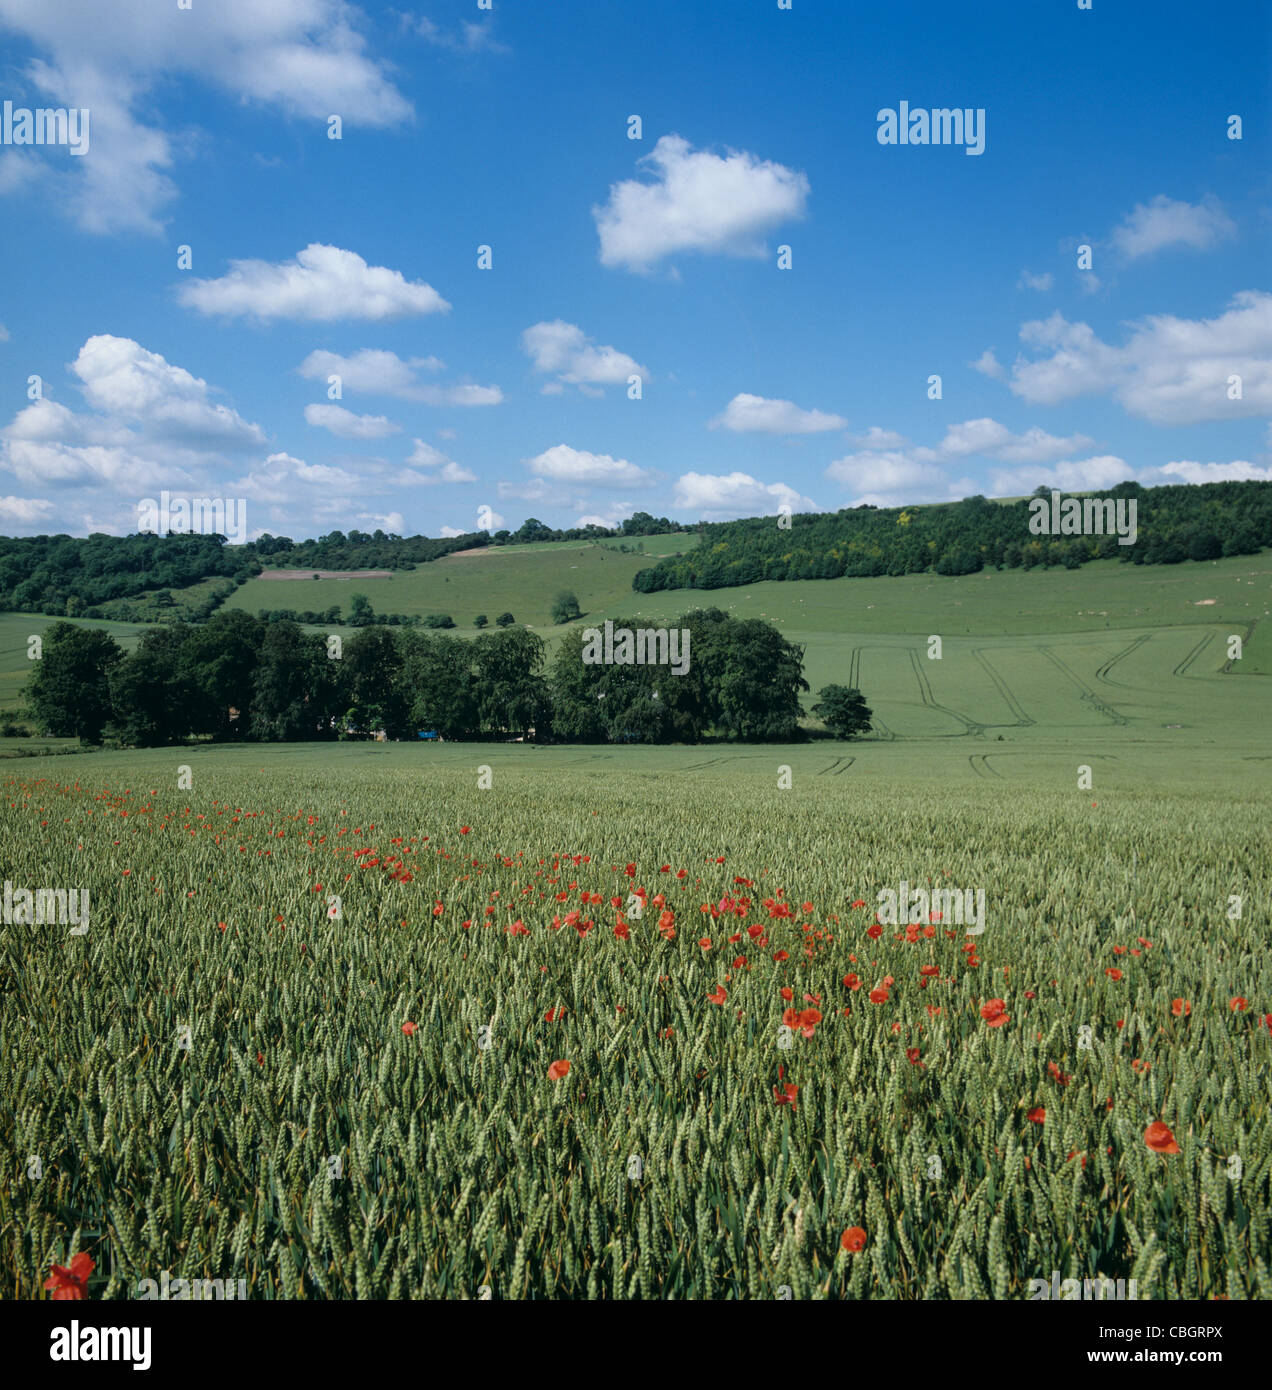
[
  {"xmin": 0, "ymin": 613, "xmax": 151, "ymax": 719},
  {"xmin": 1, "ymin": 739, "xmax": 1268, "ymax": 1300},
  {"xmin": 226, "ymin": 534, "xmax": 700, "ymax": 630}
]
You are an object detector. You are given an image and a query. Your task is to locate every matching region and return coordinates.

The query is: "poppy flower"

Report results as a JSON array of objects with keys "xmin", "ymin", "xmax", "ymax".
[
  {"xmin": 843, "ymin": 973, "xmax": 861, "ymax": 991},
  {"xmin": 623, "ymin": 863, "xmax": 637, "ymax": 877},
  {"xmin": 699, "ymin": 937, "xmax": 712, "ymax": 951},
  {"xmin": 544, "ymin": 1006, "xmax": 566, "ymax": 1022},
  {"xmin": 459, "ymin": 826, "xmax": 470, "ymax": 834},
  {"xmin": 1230, "ymin": 997, "xmax": 1248, "ymax": 1012},
  {"xmin": 1171, "ymin": 998, "xmax": 1191, "ymax": 1017},
  {"xmin": 1027, "ymin": 1107, "xmax": 1046, "ymax": 1124},
  {"xmin": 782, "ymin": 1007, "xmax": 801, "ymax": 1028},
  {"xmin": 906, "ymin": 1047, "xmax": 921, "ymax": 1065},
  {"xmin": 866, "ymin": 923, "xmax": 883, "ymax": 940},
  {"xmin": 401, "ymin": 1021, "xmax": 417, "ymax": 1036},
  {"xmin": 1105, "ymin": 968, "xmax": 1123, "ymax": 981},
  {"xmin": 773, "ymin": 1081, "xmax": 799, "ymax": 1108},
  {"xmin": 980, "ymin": 999, "xmax": 1010, "ymax": 1028},
  {"xmin": 707, "ymin": 985, "xmax": 728, "ymax": 1006},
  {"xmin": 841, "ymin": 1226, "xmax": 867, "ymax": 1253},
  {"xmin": 779, "ymin": 986, "xmax": 794, "ymax": 1002},
  {"xmin": 547, "ymin": 1059, "xmax": 571, "ymax": 1081},
  {"xmin": 869, "ymin": 987, "xmax": 889, "ymax": 1004},
  {"xmin": 44, "ymin": 1252, "xmax": 94, "ymax": 1301},
  {"xmin": 613, "ymin": 921, "xmax": 630, "ymax": 941},
  {"xmin": 920, "ymin": 964, "xmax": 939, "ymax": 978},
  {"xmin": 1143, "ymin": 1121, "xmax": 1180, "ymax": 1153}
]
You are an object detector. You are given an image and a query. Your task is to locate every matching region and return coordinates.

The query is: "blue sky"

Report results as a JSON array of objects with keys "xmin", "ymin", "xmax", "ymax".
[{"xmin": 0, "ymin": 0, "xmax": 1268, "ymax": 542}]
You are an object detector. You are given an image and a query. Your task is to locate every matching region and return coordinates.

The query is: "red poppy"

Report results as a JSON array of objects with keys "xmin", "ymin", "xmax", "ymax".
[
  {"xmin": 843, "ymin": 973, "xmax": 861, "ymax": 991},
  {"xmin": 707, "ymin": 985, "xmax": 728, "ymax": 1006},
  {"xmin": 1230, "ymin": 997, "xmax": 1248, "ymax": 1012},
  {"xmin": 841, "ymin": 1226, "xmax": 867, "ymax": 1253},
  {"xmin": 1105, "ymin": 968, "xmax": 1123, "ymax": 981},
  {"xmin": 1144, "ymin": 1121, "xmax": 1180, "ymax": 1154},
  {"xmin": 919, "ymin": 964, "xmax": 939, "ymax": 977},
  {"xmin": 459, "ymin": 826, "xmax": 470, "ymax": 834},
  {"xmin": 623, "ymin": 863, "xmax": 637, "ymax": 877},
  {"xmin": 699, "ymin": 937, "xmax": 712, "ymax": 951},
  {"xmin": 980, "ymin": 998, "xmax": 1010, "ymax": 1028},
  {"xmin": 866, "ymin": 923, "xmax": 883, "ymax": 940},
  {"xmin": 1171, "ymin": 998, "xmax": 1191, "ymax": 1017},
  {"xmin": 773, "ymin": 1081, "xmax": 798, "ymax": 1108},
  {"xmin": 547, "ymin": 1059, "xmax": 571, "ymax": 1081},
  {"xmin": 401, "ymin": 1021, "xmax": 417, "ymax": 1036},
  {"xmin": 44, "ymin": 1252, "xmax": 94, "ymax": 1301},
  {"xmin": 780, "ymin": 986, "xmax": 794, "ymax": 1002},
  {"xmin": 613, "ymin": 921, "xmax": 630, "ymax": 940},
  {"xmin": 869, "ymin": 986, "xmax": 889, "ymax": 1004},
  {"xmin": 1027, "ymin": 1107, "xmax": 1046, "ymax": 1124}
]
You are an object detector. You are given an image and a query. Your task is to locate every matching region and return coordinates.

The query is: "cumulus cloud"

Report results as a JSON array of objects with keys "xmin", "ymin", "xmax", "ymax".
[
  {"xmin": 1111, "ymin": 195, "xmax": 1236, "ymax": 261},
  {"xmin": 0, "ymin": 334, "xmax": 264, "ymax": 493},
  {"xmin": 709, "ymin": 393, "xmax": 847, "ymax": 434},
  {"xmin": 520, "ymin": 320, "xmax": 647, "ymax": 390},
  {"xmin": 594, "ymin": 134, "xmax": 809, "ymax": 271},
  {"xmin": 1156, "ymin": 459, "xmax": 1272, "ymax": 485},
  {"xmin": 525, "ymin": 444, "xmax": 654, "ymax": 487},
  {"xmin": 71, "ymin": 335, "xmax": 265, "ymax": 448},
  {"xmin": 404, "ymin": 437, "xmax": 476, "ymax": 484},
  {"xmin": 1017, "ymin": 270, "xmax": 1054, "ymax": 291},
  {"xmin": 303, "ymin": 403, "xmax": 399, "ymax": 440},
  {"xmin": 984, "ymin": 455, "xmax": 1136, "ymax": 497},
  {"xmin": 0, "ymin": 494, "xmax": 56, "ymax": 523},
  {"xmin": 1004, "ymin": 291, "xmax": 1272, "ymax": 422},
  {"xmin": 178, "ymin": 244, "xmax": 449, "ymax": 322},
  {"xmin": 970, "ymin": 349, "xmax": 1006, "ymax": 381},
  {"xmin": 297, "ymin": 348, "xmax": 498, "ymax": 405},
  {"xmin": 356, "ymin": 510, "xmax": 405, "ymax": 533},
  {"xmin": 0, "ymin": 0, "xmax": 411, "ymax": 234},
  {"xmin": 673, "ymin": 471, "xmax": 817, "ymax": 520},
  {"xmin": 847, "ymin": 426, "xmax": 909, "ymax": 450},
  {"xmin": 825, "ymin": 417, "xmax": 1100, "ymax": 505}
]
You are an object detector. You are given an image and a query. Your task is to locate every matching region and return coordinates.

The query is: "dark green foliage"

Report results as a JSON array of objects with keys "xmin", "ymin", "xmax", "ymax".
[
  {"xmin": 25, "ymin": 621, "xmax": 123, "ymax": 743},
  {"xmin": 631, "ymin": 481, "xmax": 1271, "ymax": 594},
  {"xmin": 812, "ymin": 684, "xmax": 874, "ymax": 740}
]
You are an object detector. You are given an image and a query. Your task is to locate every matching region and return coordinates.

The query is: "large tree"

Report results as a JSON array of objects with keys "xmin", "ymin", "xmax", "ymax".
[
  {"xmin": 250, "ymin": 621, "xmax": 339, "ymax": 741},
  {"xmin": 108, "ymin": 628, "xmax": 198, "ymax": 747},
  {"xmin": 812, "ymin": 684, "xmax": 874, "ymax": 740},
  {"xmin": 26, "ymin": 621, "xmax": 122, "ymax": 743}
]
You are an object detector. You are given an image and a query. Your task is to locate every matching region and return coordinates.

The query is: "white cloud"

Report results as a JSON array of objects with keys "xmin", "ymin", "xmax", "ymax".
[
  {"xmin": 1005, "ymin": 291, "xmax": 1272, "ymax": 422},
  {"xmin": 847, "ymin": 426, "xmax": 909, "ymax": 450},
  {"xmin": 673, "ymin": 470, "xmax": 817, "ymax": 520},
  {"xmin": 1156, "ymin": 459, "xmax": 1272, "ymax": 484},
  {"xmin": 709, "ymin": 392, "xmax": 846, "ymax": 434},
  {"xmin": 404, "ymin": 437, "xmax": 476, "ymax": 484},
  {"xmin": 985, "ymin": 456, "xmax": 1135, "ymax": 496},
  {"xmin": 594, "ymin": 134, "xmax": 809, "ymax": 271},
  {"xmin": 520, "ymin": 320, "xmax": 647, "ymax": 390},
  {"xmin": 71, "ymin": 335, "xmax": 265, "ymax": 448},
  {"xmin": 935, "ymin": 418, "xmax": 1094, "ymax": 464},
  {"xmin": 356, "ymin": 510, "xmax": 405, "ymax": 533},
  {"xmin": 0, "ymin": 494, "xmax": 55, "ymax": 524},
  {"xmin": 526, "ymin": 444, "xmax": 654, "ymax": 487},
  {"xmin": 1111, "ymin": 195, "xmax": 1236, "ymax": 260},
  {"xmin": 304, "ymin": 403, "xmax": 399, "ymax": 439},
  {"xmin": 0, "ymin": 334, "xmax": 264, "ymax": 492},
  {"xmin": 0, "ymin": 322, "xmax": 9, "ymax": 341},
  {"xmin": 179, "ymin": 244, "xmax": 449, "ymax": 322},
  {"xmin": 1017, "ymin": 270, "xmax": 1054, "ymax": 291},
  {"xmin": 970, "ymin": 349, "xmax": 1005, "ymax": 381},
  {"xmin": 0, "ymin": 0, "xmax": 411, "ymax": 234},
  {"xmin": 438, "ymin": 524, "xmax": 467, "ymax": 538},
  {"xmin": 410, "ymin": 14, "xmax": 508, "ymax": 54},
  {"xmin": 297, "ymin": 348, "xmax": 499, "ymax": 405}
]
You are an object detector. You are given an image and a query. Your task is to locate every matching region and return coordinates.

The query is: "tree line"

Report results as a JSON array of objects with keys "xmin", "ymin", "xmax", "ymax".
[
  {"xmin": 0, "ymin": 512, "xmax": 686, "ymax": 619},
  {"xmin": 631, "ymin": 480, "xmax": 1271, "ymax": 593},
  {"xmin": 25, "ymin": 607, "xmax": 867, "ymax": 747}
]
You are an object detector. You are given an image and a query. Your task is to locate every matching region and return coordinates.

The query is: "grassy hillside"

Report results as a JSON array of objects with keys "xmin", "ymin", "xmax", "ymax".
[
  {"xmin": 0, "ymin": 612, "xmax": 151, "ymax": 717},
  {"xmin": 225, "ymin": 535, "xmax": 699, "ymax": 628}
]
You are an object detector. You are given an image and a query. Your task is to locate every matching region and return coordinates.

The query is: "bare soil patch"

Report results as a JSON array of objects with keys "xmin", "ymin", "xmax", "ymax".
[{"xmin": 259, "ymin": 569, "xmax": 394, "ymax": 581}]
